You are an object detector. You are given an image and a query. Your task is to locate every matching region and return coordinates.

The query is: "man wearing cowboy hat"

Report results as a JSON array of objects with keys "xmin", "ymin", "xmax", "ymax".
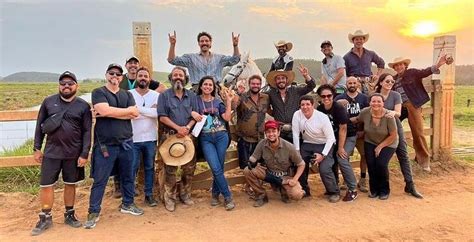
[
  {"xmin": 265, "ymin": 64, "xmax": 316, "ymax": 143},
  {"xmin": 157, "ymin": 66, "xmax": 199, "ymax": 212},
  {"xmin": 343, "ymin": 29, "xmax": 385, "ymax": 95},
  {"xmin": 270, "ymin": 40, "xmax": 294, "ymax": 72},
  {"xmin": 244, "ymin": 120, "xmax": 306, "ymax": 207},
  {"xmin": 389, "ymin": 54, "xmax": 452, "ymax": 172}
]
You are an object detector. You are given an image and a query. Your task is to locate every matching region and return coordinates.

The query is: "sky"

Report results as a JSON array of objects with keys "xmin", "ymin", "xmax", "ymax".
[{"xmin": 1, "ymin": 0, "xmax": 473, "ymax": 79}]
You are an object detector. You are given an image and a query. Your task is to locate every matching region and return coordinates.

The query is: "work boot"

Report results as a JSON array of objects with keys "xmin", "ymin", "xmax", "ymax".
[
  {"xmin": 64, "ymin": 209, "xmax": 82, "ymax": 228},
  {"xmin": 113, "ymin": 182, "xmax": 122, "ymax": 199},
  {"xmin": 164, "ymin": 199, "xmax": 176, "ymax": 212},
  {"xmin": 224, "ymin": 198, "xmax": 235, "ymax": 211},
  {"xmin": 404, "ymin": 182, "xmax": 424, "ymax": 199},
  {"xmin": 181, "ymin": 196, "xmax": 195, "ymax": 206},
  {"xmin": 31, "ymin": 212, "xmax": 53, "ymax": 236},
  {"xmin": 253, "ymin": 196, "xmax": 268, "ymax": 207},
  {"xmin": 357, "ymin": 178, "xmax": 368, "ymax": 193}
]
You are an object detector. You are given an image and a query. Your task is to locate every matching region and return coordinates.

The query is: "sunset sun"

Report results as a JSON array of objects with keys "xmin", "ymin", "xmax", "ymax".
[{"xmin": 411, "ymin": 21, "xmax": 440, "ymax": 37}]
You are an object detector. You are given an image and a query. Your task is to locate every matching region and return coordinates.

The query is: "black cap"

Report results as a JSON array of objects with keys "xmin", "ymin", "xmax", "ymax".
[
  {"xmin": 106, "ymin": 63, "xmax": 123, "ymax": 73},
  {"xmin": 125, "ymin": 55, "xmax": 140, "ymax": 63},
  {"xmin": 320, "ymin": 40, "xmax": 333, "ymax": 48},
  {"xmin": 59, "ymin": 71, "xmax": 77, "ymax": 83}
]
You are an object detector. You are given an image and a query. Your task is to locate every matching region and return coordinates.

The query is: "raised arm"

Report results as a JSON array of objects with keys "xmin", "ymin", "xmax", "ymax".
[
  {"xmin": 167, "ymin": 31, "xmax": 177, "ymax": 63},
  {"xmin": 232, "ymin": 32, "xmax": 240, "ymax": 57},
  {"xmin": 296, "ymin": 63, "xmax": 316, "ymax": 95}
]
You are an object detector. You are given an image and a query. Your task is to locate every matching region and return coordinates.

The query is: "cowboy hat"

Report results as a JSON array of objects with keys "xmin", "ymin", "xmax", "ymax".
[
  {"xmin": 266, "ymin": 70, "xmax": 295, "ymax": 88},
  {"xmin": 159, "ymin": 134, "xmax": 195, "ymax": 166},
  {"xmin": 348, "ymin": 30, "xmax": 369, "ymax": 43},
  {"xmin": 388, "ymin": 57, "xmax": 411, "ymax": 69},
  {"xmin": 274, "ymin": 40, "xmax": 293, "ymax": 52}
]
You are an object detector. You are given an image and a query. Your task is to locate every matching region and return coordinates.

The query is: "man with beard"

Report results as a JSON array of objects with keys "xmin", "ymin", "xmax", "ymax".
[
  {"xmin": 129, "ymin": 67, "xmax": 160, "ymax": 207},
  {"xmin": 265, "ymin": 65, "xmax": 316, "ymax": 143},
  {"xmin": 85, "ymin": 64, "xmax": 142, "ymax": 229},
  {"xmin": 269, "ymin": 40, "xmax": 294, "ymax": 72},
  {"xmin": 157, "ymin": 66, "xmax": 198, "ymax": 212},
  {"xmin": 31, "ymin": 71, "xmax": 92, "ymax": 236},
  {"xmin": 232, "ymin": 75, "xmax": 270, "ymax": 169},
  {"xmin": 320, "ymin": 40, "xmax": 347, "ymax": 95},
  {"xmin": 119, "ymin": 56, "xmax": 166, "ymax": 93},
  {"xmin": 167, "ymin": 31, "xmax": 240, "ymax": 91},
  {"xmin": 244, "ymin": 120, "xmax": 306, "ymax": 207},
  {"xmin": 334, "ymin": 77, "xmax": 369, "ymax": 192},
  {"xmin": 343, "ymin": 30, "xmax": 385, "ymax": 95}
]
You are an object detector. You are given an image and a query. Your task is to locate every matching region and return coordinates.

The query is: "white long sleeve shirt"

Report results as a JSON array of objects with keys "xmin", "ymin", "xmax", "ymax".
[
  {"xmin": 129, "ymin": 89, "xmax": 159, "ymax": 143},
  {"xmin": 292, "ymin": 109, "xmax": 336, "ymax": 156}
]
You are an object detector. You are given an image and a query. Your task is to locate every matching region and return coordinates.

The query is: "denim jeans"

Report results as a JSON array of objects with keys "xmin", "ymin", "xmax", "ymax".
[
  {"xmin": 395, "ymin": 118, "xmax": 414, "ymax": 183},
  {"xmin": 199, "ymin": 131, "xmax": 232, "ymax": 199},
  {"xmin": 133, "ymin": 141, "xmax": 157, "ymax": 197},
  {"xmin": 364, "ymin": 142, "xmax": 396, "ymax": 196},
  {"xmin": 299, "ymin": 143, "xmax": 338, "ymax": 196},
  {"xmin": 237, "ymin": 138, "xmax": 258, "ymax": 169},
  {"xmin": 335, "ymin": 135, "xmax": 358, "ymax": 190},
  {"xmin": 89, "ymin": 141, "xmax": 135, "ymax": 214}
]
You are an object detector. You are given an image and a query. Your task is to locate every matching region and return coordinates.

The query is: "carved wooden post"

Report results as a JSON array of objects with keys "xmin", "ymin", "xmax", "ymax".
[
  {"xmin": 431, "ymin": 35, "xmax": 456, "ymax": 161},
  {"xmin": 133, "ymin": 22, "xmax": 153, "ymax": 72}
]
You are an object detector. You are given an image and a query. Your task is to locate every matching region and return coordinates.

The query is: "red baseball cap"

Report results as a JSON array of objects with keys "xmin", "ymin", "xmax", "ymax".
[{"xmin": 264, "ymin": 120, "xmax": 280, "ymax": 131}]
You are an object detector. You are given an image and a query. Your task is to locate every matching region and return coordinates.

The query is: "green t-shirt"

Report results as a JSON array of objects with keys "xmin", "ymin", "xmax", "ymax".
[{"xmin": 359, "ymin": 107, "xmax": 399, "ymax": 148}]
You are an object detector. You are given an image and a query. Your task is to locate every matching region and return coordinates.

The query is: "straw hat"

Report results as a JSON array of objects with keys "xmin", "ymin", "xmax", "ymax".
[
  {"xmin": 274, "ymin": 40, "xmax": 293, "ymax": 52},
  {"xmin": 348, "ymin": 30, "xmax": 369, "ymax": 43},
  {"xmin": 266, "ymin": 70, "xmax": 295, "ymax": 88},
  {"xmin": 388, "ymin": 57, "xmax": 411, "ymax": 69},
  {"xmin": 159, "ymin": 134, "xmax": 195, "ymax": 166}
]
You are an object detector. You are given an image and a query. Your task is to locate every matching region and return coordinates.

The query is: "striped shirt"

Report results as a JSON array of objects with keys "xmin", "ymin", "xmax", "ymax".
[{"xmin": 169, "ymin": 52, "xmax": 240, "ymax": 84}]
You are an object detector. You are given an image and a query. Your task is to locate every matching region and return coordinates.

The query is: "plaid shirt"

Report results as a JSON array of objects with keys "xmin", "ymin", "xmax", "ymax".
[{"xmin": 169, "ymin": 52, "xmax": 240, "ymax": 84}]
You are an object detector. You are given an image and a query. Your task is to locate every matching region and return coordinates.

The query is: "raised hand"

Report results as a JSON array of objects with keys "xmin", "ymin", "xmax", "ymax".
[
  {"xmin": 297, "ymin": 63, "xmax": 311, "ymax": 80},
  {"xmin": 169, "ymin": 31, "xmax": 177, "ymax": 45},
  {"xmin": 232, "ymin": 32, "xmax": 240, "ymax": 47}
]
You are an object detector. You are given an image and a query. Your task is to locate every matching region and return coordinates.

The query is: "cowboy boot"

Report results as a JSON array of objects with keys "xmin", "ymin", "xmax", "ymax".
[{"xmin": 404, "ymin": 182, "xmax": 423, "ymax": 199}]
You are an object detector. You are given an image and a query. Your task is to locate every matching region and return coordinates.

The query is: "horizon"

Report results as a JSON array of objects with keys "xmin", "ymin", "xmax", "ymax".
[{"xmin": 1, "ymin": 0, "xmax": 473, "ymax": 79}]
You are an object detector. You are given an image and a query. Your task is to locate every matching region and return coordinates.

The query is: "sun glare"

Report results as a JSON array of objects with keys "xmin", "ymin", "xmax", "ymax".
[{"xmin": 412, "ymin": 21, "xmax": 439, "ymax": 37}]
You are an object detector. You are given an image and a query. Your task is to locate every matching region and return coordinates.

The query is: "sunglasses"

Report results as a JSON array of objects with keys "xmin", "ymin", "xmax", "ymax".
[
  {"xmin": 320, "ymin": 94, "xmax": 333, "ymax": 99},
  {"xmin": 59, "ymin": 81, "xmax": 76, "ymax": 87},
  {"xmin": 385, "ymin": 80, "xmax": 395, "ymax": 84},
  {"xmin": 108, "ymin": 72, "xmax": 123, "ymax": 77}
]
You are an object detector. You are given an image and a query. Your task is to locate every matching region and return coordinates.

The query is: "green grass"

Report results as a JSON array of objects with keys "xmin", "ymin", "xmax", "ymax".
[
  {"xmin": 0, "ymin": 139, "xmax": 34, "ymax": 157},
  {"xmin": 453, "ymin": 86, "xmax": 474, "ymax": 127},
  {"xmin": 0, "ymin": 166, "xmax": 41, "ymax": 194}
]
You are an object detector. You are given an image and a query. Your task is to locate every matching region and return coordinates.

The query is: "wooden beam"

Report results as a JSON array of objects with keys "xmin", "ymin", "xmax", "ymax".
[
  {"xmin": 133, "ymin": 22, "xmax": 153, "ymax": 73},
  {"xmin": 193, "ymin": 176, "xmax": 247, "ymax": 190},
  {"xmin": 0, "ymin": 110, "xmax": 38, "ymax": 121},
  {"xmin": 0, "ymin": 156, "xmax": 37, "ymax": 167},
  {"xmin": 194, "ymin": 158, "xmax": 240, "ymax": 181}
]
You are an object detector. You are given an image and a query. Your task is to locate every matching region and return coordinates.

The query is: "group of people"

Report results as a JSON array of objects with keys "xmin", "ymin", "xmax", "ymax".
[{"xmin": 31, "ymin": 29, "xmax": 452, "ymax": 236}]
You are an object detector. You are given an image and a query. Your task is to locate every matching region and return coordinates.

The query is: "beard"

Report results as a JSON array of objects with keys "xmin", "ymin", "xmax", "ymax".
[
  {"xmin": 348, "ymin": 87, "xmax": 357, "ymax": 93},
  {"xmin": 172, "ymin": 79, "xmax": 184, "ymax": 90},
  {"xmin": 137, "ymin": 79, "xmax": 148, "ymax": 89},
  {"xmin": 250, "ymin": 87, "xmax": 260, "ymax": 94},
  {"xmin": 278, "ymin": 49, "xmax": 286, "ymax": 56},
  {"xmin": 60, "ymin": 89, "xmax": 76, "ymax": 99},
  {"xmin": 277, "ymin": 82, "xmax": 286, "ymax": 90}
]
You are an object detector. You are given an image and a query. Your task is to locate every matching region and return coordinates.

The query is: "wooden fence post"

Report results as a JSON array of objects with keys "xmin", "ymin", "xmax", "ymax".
[
  {"xmin": 132, "ymin": 22, "xmax": 153, "ymax": 72},
  {"xmin": 431, "ymin": 35, "xmax": 456, "ymax": 160}
]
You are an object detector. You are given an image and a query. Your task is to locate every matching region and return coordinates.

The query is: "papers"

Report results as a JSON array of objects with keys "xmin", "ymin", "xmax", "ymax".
[{"xmin": 192, "ymin": 115, "xmax": 207, "ymax": 137}]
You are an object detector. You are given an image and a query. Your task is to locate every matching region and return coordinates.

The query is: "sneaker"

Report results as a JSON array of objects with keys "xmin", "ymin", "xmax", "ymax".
[
  {"xmin": 328, "ymin": 194, "xmax": 341, "ymax": 203},
  {"xmin": 379, "ymin": 194, "xmax": 389, "ymax": 200},
  {"xmin": 31, "ymin": 212, "xmax": 53, "ymax": 236},
  {"xmin": 253, "ymin": 196, "xmax": 268, "ymax": 207},
  {"xmin": 120, "ymin": 203, "xmax": 144, "ymax": 216},
  {"xmin": 210, "ymin": 195, "xmax": 221, "ymax": 206},
  {"xmin": 83, "ymin": 213, "xmax": 100, "ymax": 229},
  {"xmin": 342, "ymin": 190, "xmax": 358, "ymax": 202},
  {"xmin": 64, "ymin": 209, "xmax": 82, "ymax": 228},
  {"xmin": 224, "ymin": 198, "xmax": 235, "ymax": 211},
  {"xmin": 357, "ymin": 178, "xmax": 369, "ymax": 193},
  {"xmin": 145, "ymin": 196, "xmax": 158, "ymax": 207}
]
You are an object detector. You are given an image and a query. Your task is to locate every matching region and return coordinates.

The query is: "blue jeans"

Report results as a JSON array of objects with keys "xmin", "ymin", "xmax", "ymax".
[
  {"xmin": 88, "ymin": 141, "xmax": 135, "ymax": 214},
  {"xmin": 199, "ymin": 131, "xmax": 232, "ymax": 199},
  {"xmin": 237, "ymin": 138, "xmax": 258, "ymax": 169},
  {"xmin": 133, "ymin": 141, "xmax": 157, "ymax": 197}
]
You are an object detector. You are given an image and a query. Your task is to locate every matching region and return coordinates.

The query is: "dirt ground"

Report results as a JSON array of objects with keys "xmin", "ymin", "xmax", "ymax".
[{"xmin": 0, "ymin": 161, "xmax": 473, "ymax": 242}]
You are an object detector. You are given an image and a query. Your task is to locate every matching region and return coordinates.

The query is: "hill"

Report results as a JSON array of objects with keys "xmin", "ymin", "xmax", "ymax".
[{"xmin": 1, "ymin": 72, "xmax": 60, "ymax": 82}]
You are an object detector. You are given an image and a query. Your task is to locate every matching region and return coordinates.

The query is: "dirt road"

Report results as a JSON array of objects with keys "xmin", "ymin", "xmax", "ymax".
[{"xmin": 0, "ymin": 162, "xmax": 473, "ymax": 241}]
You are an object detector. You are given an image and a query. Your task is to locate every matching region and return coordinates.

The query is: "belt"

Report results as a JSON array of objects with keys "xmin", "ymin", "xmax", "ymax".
[
  {"xmin": 268, "ymin": 170, "xmax": 288, "ymax": 177},
  {"xmin": 202, "ymin": 127, "xmax": 227, "ymax": 134}
]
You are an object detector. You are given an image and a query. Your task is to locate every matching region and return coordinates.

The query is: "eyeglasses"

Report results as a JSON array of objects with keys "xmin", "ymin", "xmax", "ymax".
[
  {"xmin": 385, "ymin": 80, "xmax": 395, "ymax": 84},
  {"xmin": 320, "ymin": 94, "xmax": 333, "ymax": 99},
  {"xmin": 107, "ymin": 72, "xmax": 123, "ymax": 77},
  {"xmin": 59, "ymin": 81, "xmax": 76, "ymax": 87}
]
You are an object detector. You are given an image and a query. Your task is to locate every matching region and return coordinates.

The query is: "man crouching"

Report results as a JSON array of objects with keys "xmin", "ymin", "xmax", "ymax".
[{"xmin": 244, "ymin": 120, "xmax": 305, "ymax": 207}]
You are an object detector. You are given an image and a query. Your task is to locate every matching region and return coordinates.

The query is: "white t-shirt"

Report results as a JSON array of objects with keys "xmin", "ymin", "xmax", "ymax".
[
  {"xmin": 292, "ymin": 109, "xmax": 336, "ymax": 156},
  {"xmin": 129, "ymin": 89, "xmax": 160, "ymax": 143}
]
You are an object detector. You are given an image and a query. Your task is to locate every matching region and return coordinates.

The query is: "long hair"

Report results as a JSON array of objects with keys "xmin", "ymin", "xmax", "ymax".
[
  {"xmin": 197, "ymin": 76, "xmax": 217, "ymax": 97},
  {"xmin": 375, "ymin": 73, "xmax": 393, "ymax": 93}
]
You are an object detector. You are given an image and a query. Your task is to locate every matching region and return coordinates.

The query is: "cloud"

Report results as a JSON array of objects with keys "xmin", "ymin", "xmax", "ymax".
[
  {"xmin": 247, "ymin": 1, "xmax": 321, "ymax": 21},
  {"xmin": 146, "ymin": 0, "xmax": 226, "ymax": 9}
]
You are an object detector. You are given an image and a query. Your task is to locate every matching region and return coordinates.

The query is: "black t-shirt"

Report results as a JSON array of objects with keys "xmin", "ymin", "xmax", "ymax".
[
  {"xmin": 34, "ymin": 94, "xmax": 92, "ymax": 159},
  {"xmin": 334, "ymin": 92, "xmax": 369, "ymax": 137},
  {"xmin": 92, "ymin": 86, "xmax": 135, "ymax": 145},
  {"xmin": 316, "ymin": 101, "xmax": 349, "ymax": 138}
]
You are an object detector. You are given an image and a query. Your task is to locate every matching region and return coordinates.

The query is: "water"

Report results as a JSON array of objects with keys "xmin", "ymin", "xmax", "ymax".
[{"xmin": 0, "ymin": 93, "xmax": 92, "ymax": 153}]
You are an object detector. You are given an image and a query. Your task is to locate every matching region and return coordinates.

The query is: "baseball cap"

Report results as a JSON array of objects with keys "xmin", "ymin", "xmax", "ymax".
[
  {"xmin": 106, "ymin": 63, "xmax": 123, "ymax": 73},
  {"xmin": 59, "ymin": 71, "xmax": 77, "ymax": 83},
  {"xmin": 125, "ymin": 55, "xmax": 140, "ymax": 63},
  {"xmin": 320, "ymin": 40, "xmax": 333, "ymax": 48},
  {"xmin": 264, "ymin": 120, "xmax": 280, "ymax": 131}
]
